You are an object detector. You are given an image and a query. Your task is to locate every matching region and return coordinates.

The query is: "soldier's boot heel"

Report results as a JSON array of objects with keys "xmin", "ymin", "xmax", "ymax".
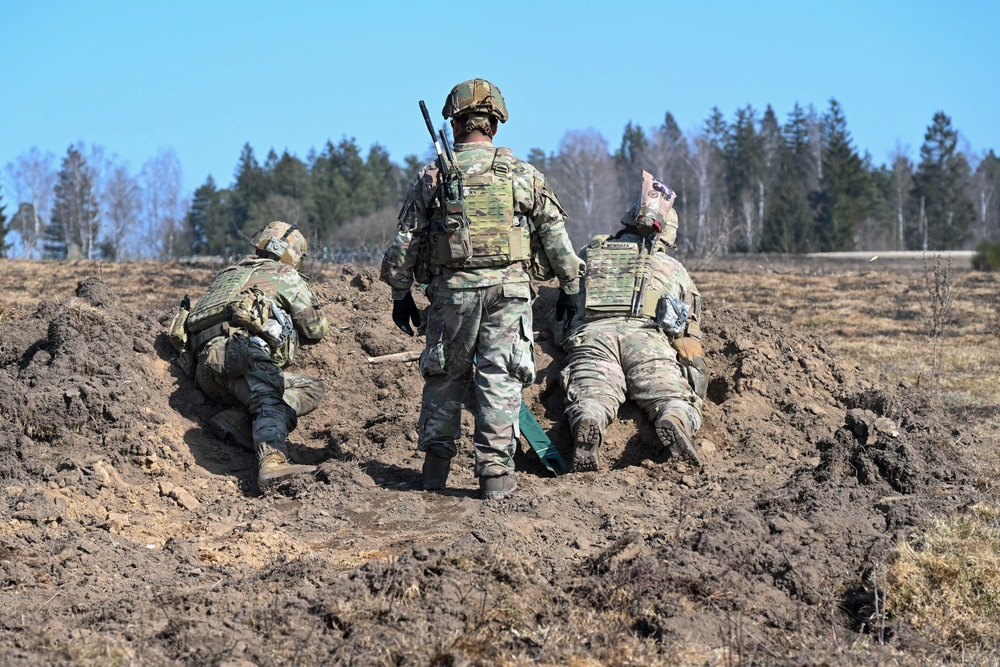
[
  {"xmin": 258, "ymin": 452, "xmax": 317, "ymax": 490},
  {"xmin": 422, "ymin": 451, "xmax": 451, "ymax": 491},
  {"xmin": 209, "ymin": 407, "xmax": 254, "ymax": 451},
  {"xmin": 572, "ymin": 417, "xmax": 603, "ymax": 473},
  {"xmin": 656, "ymin": 416, "xmax": 702, "ymax": 467},
  {"xmin": 480, "ymin": 473, "xmax": 518, "ymax": 500}
]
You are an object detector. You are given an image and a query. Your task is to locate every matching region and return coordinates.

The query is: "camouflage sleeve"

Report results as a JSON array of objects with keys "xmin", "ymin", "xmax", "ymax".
[
  {"xmin": 380, "ymin": 172, "xmax": 431, "ymax": 300},
  {"xmin": 513, "ymin": 162, "xmax": 584, "ymax": 294},
  {"xmin": 280, "ymin": 273, "xmax": 329, "ymax": 341}
]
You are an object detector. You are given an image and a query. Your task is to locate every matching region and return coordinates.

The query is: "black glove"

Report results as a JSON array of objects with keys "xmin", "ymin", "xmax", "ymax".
[
  {"xmin": 555, "ymin": 290, "xmax": 577, "ymax": 323},
  {"xmin": 391, "ymin": 292, "xmax": 421, "ymax": 336}
]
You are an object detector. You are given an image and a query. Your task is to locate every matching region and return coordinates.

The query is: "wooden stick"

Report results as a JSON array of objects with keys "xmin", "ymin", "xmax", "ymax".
[{"xmin": 367, "ymin": 349, "xmax": 422, "ymax": 364}]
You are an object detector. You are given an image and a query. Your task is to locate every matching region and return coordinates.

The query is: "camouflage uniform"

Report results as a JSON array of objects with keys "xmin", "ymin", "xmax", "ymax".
[
  {"xmin": 381, "ymin": 142, "xmax": 582, "ymax": 479},
  {"xmin": 192, "ymin": 256, "xmax": 329, "ymax": 465},
  {"xmin": 560, "ymin": 172, "xmax": 705, "ymax": 469},
  {"xmin": 562, "ymin": 232, "xmax": 704, "ymax": 443}
]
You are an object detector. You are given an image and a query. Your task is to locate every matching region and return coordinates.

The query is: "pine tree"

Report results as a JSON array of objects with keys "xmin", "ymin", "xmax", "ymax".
[
  {"xmin": 814, "ymin": 99, "xmax": 871, "ymax": 251},
  {"xmin": 912, "ymin": 112, "xmax": 976, "ymax": 250},
  {"xmin": 725, "ymin": 105, "xmax": 763, "ymax": 251},
  {"xmin": 614, "ymin": 121, "xmax": 647, "ymax": 199},
  {"xmin": 187, "ymin": 176, "xmax": 229, "ymax": 256},
  {"xmin": 230, "ymin": 143, "xmax": 266, "ymax": 240},
  {"xmin": 365, "ymin": 143, "xmax": 401, "ymax": 210},
  {"xmin": 761, "ymin": 141, "xmax": 813, "ymax": 253},
  {"xmin": 47, "ymin": 146, "xmax": 100, "ymax": 259}
]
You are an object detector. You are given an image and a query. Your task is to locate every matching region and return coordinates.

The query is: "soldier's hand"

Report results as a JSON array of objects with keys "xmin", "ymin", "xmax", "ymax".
[
  {"xmin": 391, "ymin": 292, "xmax": 421, "ymax": 336},
  {"xmin": 555, "ymin": 290, "xmax": 577, "ymax": 323},
  {"xmin": 671, "ymin": 336, "xmax": 703, "ymax": 365}
]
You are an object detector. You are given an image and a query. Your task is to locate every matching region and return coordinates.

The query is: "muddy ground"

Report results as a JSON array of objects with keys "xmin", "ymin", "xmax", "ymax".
[{"xmin": 0, "ymin": 258, "xmax": 991, "ymax": 665}]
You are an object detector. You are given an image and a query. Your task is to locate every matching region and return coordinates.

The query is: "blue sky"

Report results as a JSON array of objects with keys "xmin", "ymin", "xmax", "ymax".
[{"xmin": 2, "ymin": 0, "xmax": 998, "ymax": 196}]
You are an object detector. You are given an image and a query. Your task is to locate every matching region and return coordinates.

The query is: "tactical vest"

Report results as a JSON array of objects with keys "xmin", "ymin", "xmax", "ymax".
[
  {"xmin": 582, "ymin": 235, "xmax": 660, "ymax": 321},
  {"xmin": 185, "ymin": 260, "xmax": 273, "ymax": 349},
  {"xmin": 429, "ymin": 148, "xmax": 530, "ymax": 269}
]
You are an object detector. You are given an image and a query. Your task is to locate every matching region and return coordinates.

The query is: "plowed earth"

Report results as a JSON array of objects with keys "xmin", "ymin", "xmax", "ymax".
[{"xmin": 0, "ymin": 258, "xmax": 987, "ymax": 666}]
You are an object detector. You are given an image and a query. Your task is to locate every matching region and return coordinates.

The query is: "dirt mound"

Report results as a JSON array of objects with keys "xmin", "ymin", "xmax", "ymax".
[{"xmin": 0, "ymin": 267, "xmax": 975, "ymax": 665}]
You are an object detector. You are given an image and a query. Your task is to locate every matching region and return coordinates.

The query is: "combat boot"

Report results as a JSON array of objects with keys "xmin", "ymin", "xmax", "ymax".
[
  {"xmin": 422, "ymin": 451, "xmax": 451, "ymax": 491},
  {"xmin": 572, "ymin": 416, "xmax": 603, "ymax": 472},
  {"xmin": 656, "ymin": 416, "xmax": 702, "ymax": 466},
  {"xmin": 479, "ymin": 473, "xmax": 518, "ymax": 500},
  {"xmin": 257, "ymin": 451, "xmax": 317, "ymax": 489},
  {"xmin": 209, "ymin": 407, "xmax": 254, "ymax": 451}
]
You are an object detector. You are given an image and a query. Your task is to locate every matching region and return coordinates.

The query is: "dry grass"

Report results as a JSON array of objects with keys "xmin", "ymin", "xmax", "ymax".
[
  {"xmin": 886, "ymin": 504, "xmax": 1000, "ymax": 650},
  {"xmin": 697, "ymin": 257, "xmax": 1000, "ymax": 653}
]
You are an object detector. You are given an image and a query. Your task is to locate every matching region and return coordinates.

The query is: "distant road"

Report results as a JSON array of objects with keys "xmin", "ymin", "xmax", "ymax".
[
  {"xmin": 693, "ymin": 250, "xmax": 978, "ymax": 273},
  {"xmin": 806, "ymin": 250, "xmax": 975, "ymax": 260}
]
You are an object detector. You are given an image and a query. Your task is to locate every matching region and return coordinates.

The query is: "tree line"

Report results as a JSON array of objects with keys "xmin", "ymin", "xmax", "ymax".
[{"xmin": 2, "ymin": 99, "xmax": 998, "ymax": 262}]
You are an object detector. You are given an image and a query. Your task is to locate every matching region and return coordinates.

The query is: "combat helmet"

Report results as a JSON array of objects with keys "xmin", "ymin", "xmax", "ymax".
[
  {"xmin": 251, "ymin": 221, "xmax": 307, "ymax": 269},
  {"xmin": 622, "ymin": 171, "xmax": 678, "ymax": 246},
  {"xmin": 442, "ymin": 78, "xmax": 509, "ymax": 123}
]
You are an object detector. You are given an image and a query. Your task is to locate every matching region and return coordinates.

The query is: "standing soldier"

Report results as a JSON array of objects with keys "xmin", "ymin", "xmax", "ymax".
[
  {"xmin": 557, "ymin": 172, "xmax": 708, "ymax": 471},
  {"xmin": 381, "ymin": 78, "xmax": 584, "ymax": 499},
  {"xmin": 181, "ymin": 221, "xmax": 330, "ymax": 489}
]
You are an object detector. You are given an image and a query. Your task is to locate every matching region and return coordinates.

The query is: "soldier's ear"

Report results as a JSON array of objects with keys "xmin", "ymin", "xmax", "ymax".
[{"xmin": 490, "ymin": 119, "xmax": 499, "ymax": 137}]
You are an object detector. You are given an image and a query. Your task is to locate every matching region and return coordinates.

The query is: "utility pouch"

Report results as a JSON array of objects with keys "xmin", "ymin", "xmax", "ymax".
[
  {"xmin": 175, "ymin": 350, "xmax": 194, "ymax": 378},
  {"xmin": 167, "ymin": 308, "xmax": 189, "ymax": 352},
  {"xmin": 413, "ymin": 234, "xmax": 433, "ymax": 285},
  {"xmin": 229, "ymin": 287, "xmax": 270, "ymax": 335},
  {"xmin": 442, "ymin": 179, "xmax": 471, "ymax": 262},
  {"xmin": 529, "ymin": 229, "xmax": 554, "ymax": 281},
  {"xmin": 655, "ymin": 294, "xmax": 690, "ymax": 338}
]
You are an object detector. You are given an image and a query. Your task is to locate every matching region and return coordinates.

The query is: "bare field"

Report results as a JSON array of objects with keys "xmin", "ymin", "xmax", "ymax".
[{"xmin": 1, "ymin": 256, "xmax": 998, "ymax": 666}]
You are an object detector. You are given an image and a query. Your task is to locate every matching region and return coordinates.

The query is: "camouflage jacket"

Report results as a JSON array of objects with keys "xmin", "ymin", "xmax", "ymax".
[
  {"xmin": 380, "ymin": 141, "xmax": 582, "ymax": 299},
  {"xmin": 563, "ymin": 230, "xmax": 702, "ymax": 343},
  {"xmin": 232, "ymin": 257, "xmax": 329, "ymax": 342}
]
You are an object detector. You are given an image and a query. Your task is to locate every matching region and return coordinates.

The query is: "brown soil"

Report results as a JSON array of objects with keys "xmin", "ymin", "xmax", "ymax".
[{"xmin": 0, "ymin": 259, "xmax": 982, "ymax": 665}]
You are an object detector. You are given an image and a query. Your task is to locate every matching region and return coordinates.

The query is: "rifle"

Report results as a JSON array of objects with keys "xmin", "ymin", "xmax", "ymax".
[
  {"xmin": 630, "ymin": 233, "xmax": 658, "ymax": 318},
  {"xmin": 419, "ymin": 101, "xmax": 471, "ymax": 262},
  {"xmin": 419, "ymin": 101, "xmax": 465, "ymax": 231}
]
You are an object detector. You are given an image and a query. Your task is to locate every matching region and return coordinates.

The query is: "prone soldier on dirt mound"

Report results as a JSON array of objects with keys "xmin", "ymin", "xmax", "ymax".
[
  {"xmin": 555, "ymin": 171, "xmax": 708, "ymax": 472},
  {"xmin": 169, "ymin": 221, "xmax": 330, "ymax": 489},
  {"xmin": 380, "ymin": 78, "xmax": 585, "ymax": 500}
]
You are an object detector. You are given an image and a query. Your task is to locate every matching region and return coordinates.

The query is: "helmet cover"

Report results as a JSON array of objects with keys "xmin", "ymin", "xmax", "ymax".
[
  {"xmin": 442, "ymin": 78, "xmax": 509, "ymax": 122},
  {"xmin": 623, "ymin": 171, "xmax": 677, "ymax": 243},
  {"xmin": 250, "ymin": 221, "xmax": 307, "ymax": 269}
]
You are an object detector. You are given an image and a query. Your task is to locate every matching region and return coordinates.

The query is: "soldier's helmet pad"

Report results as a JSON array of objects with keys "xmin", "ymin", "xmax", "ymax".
[
  {"xmin": 442, "ymin": 78, "xmax": 509, "ymax": 123},
  {"xmin": 251, "ymin": 221, "xmax": 307, "ymax": 269}
]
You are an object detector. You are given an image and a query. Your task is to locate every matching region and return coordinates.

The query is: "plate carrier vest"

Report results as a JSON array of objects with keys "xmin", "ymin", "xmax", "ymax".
[{"xmin": 429, "ymin": 147, "xmax": 530, "ymax": 269}]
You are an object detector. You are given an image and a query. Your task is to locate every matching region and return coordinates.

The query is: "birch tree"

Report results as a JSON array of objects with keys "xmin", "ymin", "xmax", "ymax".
[{"xmin": 4, "ymin": 148, "xmax": 57, "ymax": 258}]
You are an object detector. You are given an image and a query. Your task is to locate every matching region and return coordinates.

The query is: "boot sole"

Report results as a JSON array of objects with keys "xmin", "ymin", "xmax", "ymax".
[
  {"xmin": 657, "ymin": 419, "xmax": 702, "ymax": 466},
  {"xmin": 209, "ymin": 414, "xmax": 253, "ymax": 451},
  {"xmin": 572, "ymin": 420, "xmax": 602, "ymax": 473},
  {"xmin": 480, "ymin": 477, "xmax": 518, "ymax": 500},
  {"xmin": 258, "ymin": 464, "xmax": 317, "ymax": 489}
]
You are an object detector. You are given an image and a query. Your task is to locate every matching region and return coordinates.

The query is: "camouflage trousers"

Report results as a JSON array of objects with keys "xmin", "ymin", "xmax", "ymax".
[
  {"xmin": 562, "ymin": 319, "xmax": 702, "ymax": 440},
  {"xmin": 418, "ymin": 282, "xmax": 535, "ymax": 478},
  {"xmin": 195, "ymin": 331, "xmax": 325, "ymax": 461}
]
